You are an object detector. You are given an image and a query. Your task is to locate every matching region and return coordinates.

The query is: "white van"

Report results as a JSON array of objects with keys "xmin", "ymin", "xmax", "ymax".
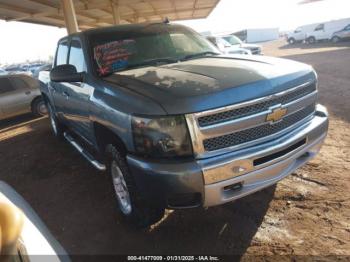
[
  {"xmin": 306, "ymin": 18, "xmax": 350, "ymax": 44},
  {"xmin": 286, "ymin": 23, "xmax": 318, "ymax": 44}
]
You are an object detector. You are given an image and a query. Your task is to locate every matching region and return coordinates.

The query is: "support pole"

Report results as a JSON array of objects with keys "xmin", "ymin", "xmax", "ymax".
[
  {"xmin": 111, "ymin": 0, "xmax": 121, "ymax": 25},
  {"xmin": 60, "ymin": 0, "xmax": 79, "ymax": 34}
]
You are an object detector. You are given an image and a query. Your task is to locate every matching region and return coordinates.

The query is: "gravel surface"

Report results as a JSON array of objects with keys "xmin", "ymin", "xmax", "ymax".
[{"xmin": 0, "ymin": 39, "xmax": 349, "ymax": 258}]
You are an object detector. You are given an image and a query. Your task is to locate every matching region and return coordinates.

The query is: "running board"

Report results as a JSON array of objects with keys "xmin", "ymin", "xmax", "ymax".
[{"xmin": 63, "ymin": 132, "xmax": 106, "ymax": 171}]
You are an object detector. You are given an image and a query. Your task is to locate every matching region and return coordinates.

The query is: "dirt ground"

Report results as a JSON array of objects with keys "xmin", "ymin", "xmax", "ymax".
[{"xmin": 0, "ymin": 39, "xmax": 349, "ymax": 258}]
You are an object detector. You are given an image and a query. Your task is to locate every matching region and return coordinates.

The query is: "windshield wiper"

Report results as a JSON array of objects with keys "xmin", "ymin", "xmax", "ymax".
[
  {"xmin": 181, "ymin": 51, "xmax": 220, "ymax": 61},
  {"xmin": 127, "ymin": 58, "xmax": 178, "ymax": 70}
]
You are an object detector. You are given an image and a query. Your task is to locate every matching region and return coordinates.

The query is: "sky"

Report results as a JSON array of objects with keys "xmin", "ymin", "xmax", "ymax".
[{"xmin": 0, "ymin": 0, "xmax": 349, "ymax": 65}]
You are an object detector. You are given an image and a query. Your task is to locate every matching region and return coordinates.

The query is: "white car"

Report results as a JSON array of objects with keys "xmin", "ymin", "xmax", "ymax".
[
  {"xmin": 221, "ymin": 35, "xmax": 262, "ymax": 55},
  {"xmin": 206, "ymin": 36, "xmax": 252, "ymax": 55}
]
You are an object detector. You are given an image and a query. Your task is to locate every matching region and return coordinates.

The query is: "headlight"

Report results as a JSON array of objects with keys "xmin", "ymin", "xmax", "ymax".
[{"xmin": 131, "ymin": 115, "xmax": 193, "ymax": 158}]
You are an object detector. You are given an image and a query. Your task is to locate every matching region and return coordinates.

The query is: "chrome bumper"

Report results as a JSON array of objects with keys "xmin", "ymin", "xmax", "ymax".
[{"xmin": 201, "ymin": 104, "xmax": 328, "ymax": 207}]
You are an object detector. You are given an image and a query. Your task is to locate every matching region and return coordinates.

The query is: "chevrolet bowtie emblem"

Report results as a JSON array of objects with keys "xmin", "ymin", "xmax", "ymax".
[{"xmin": 266, "ymin": 107, "xmax": 287, "ymax": 123}]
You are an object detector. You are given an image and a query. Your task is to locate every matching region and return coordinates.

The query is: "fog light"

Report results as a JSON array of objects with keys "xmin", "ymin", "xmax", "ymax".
[{"xmin": 223, "ymin": 182, "xmax": 243, "ymax": 192}]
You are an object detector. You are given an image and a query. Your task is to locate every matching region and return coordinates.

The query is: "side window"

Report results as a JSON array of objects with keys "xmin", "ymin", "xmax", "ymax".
[
  {"xmin": 10, "ymin": 78, "xmax": 28, "ymax": 90},
  {"xmin": 56, "ymin": 41, "xmax": 69, "ymax": 66},
  {"xmin": 315, "ymin": 24, "xmax": 324, "ymax": 31},
  {"xmin": 345, "ymin": 25, "xmax": 350, "ymax": 31},
  {"xmin": 0, "ymin": 78, "xmax": 15, "ymax": 94},
  {"xmin": 68, "ymin": 40, "xmax": 86, "ymax": 72}
]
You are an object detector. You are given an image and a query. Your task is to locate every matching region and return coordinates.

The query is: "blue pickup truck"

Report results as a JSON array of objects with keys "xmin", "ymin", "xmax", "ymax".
[{"xmin": 39, "ymin": 23, "xmax": 329, "ymax": 227}]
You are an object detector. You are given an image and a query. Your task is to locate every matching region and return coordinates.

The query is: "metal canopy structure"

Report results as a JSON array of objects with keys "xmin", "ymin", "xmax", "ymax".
[{"xmin": 0, "ymin": 0, "xmax": 220, "ymax": 33}]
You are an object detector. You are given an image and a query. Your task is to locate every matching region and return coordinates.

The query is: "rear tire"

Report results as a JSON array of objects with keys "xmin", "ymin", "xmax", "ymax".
[
  {"xmin": 307, "ymin": 36, "xmax": 316, "ymax": 44},
  {"xmin": 288, "ymin": 38, "xmax": 296, "ymax": 44},
  {"xmin": 106, "ymin": 144, "xmax": 165, "ymax": 228},
  {"xmin": 47, "ymin": 103, "xmax": 64, "ymax": 139},
  {"xmin": 31, "ymin": 97, "xmax": 48, "ymax": 117},
  {"xmin": 331, "ymin": 36, "xmax": 340, "ymax": 43}
]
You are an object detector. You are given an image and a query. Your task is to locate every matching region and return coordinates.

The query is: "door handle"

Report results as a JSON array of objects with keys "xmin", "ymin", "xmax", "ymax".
[{"xmin": 63, "ymin": 91, "xmax": 70, "ymax": 99}]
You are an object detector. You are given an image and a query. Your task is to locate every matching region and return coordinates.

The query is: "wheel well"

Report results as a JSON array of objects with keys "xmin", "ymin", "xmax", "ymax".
[
  {"xmin": 93, "ymin": 122, "xmax": 127, "ymax": 156},
  {"xmin": 31, "ymin": 95, "xmax": 43, "ymax": 109},
  {"xmin": 41, "ymin": 93, "xmax": 50, "ymax": 105}
]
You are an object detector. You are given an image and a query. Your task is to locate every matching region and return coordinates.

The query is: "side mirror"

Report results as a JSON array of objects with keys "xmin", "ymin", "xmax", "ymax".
[{"xmin": 50, "ymin": 64, "xmax": 84, "ymax": 83}]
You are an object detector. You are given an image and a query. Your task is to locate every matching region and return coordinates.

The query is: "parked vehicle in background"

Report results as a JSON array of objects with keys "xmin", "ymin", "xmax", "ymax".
[
  {"xmin": 5, "ymin": 65, "xmax": 33, "ymax": 76},
  {"xmin": 40, "ymin": 23, "xmax": 328, "ymax": 228},
  {"xmin": 286, "ymin": 23, "xmax": 318, "ymax": 44},
  {"xmin": 331, "ymin": 24, "xmax": 350, "ymax": 43},
  {"xmin": 306, "ymin": 18, "xmax": 350, "ymax": 44},
  {"xmin": 206, "ymin": 36, "xmax": 252, "ymax": 55},
  {"xmin": 0, "ymin": 74, "xmax": 47, "ymax": 120},
  {"xmin": 0, "ymin": 181, "xmax": 69, "ymax": 261},
  {"xmin": 232, "ymin": 28, "xmax": 279, "ymax": 43},
  {"xmin": 221, "ymin": 34, "xmax": 262, "ymax": 54},
  {"xmin": 33, "ymin": 63, "xmax": 52, "ymax": 79},
  {"xmin": 0, "ymin": 68, "xmax": 7, "ymax": 76}
]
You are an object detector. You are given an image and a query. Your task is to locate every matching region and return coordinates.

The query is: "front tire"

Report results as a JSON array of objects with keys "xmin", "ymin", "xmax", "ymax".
[
  {"xmin": 31, "ymin": 97, "xmax": 48, "ymax": 117},
  {"xmin": 106, "ymin": 144, "xmax": 165, "ymax": 228},
  {"xmin": 47, "ymin": 103, "xmax": 64, "ymax": 139}
]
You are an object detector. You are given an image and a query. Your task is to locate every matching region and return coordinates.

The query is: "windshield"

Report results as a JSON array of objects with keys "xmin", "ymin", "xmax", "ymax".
[
  {"xmin": 90, "ymin": 24, "xmax": 219, "ymax": 76},
  {"xmin": 222, "ymin": 35, "xmax": 242, "ymax": 45}
]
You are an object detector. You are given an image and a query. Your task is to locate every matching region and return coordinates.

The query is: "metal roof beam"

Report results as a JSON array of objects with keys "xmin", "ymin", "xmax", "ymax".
[{"xmin": 60, "ymin": 0, "xmax": 78, "ymax": 33}]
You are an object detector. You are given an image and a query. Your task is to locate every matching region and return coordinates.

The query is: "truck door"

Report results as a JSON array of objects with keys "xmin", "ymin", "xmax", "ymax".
[
  {"xmin": 60, "ymin": 38, "xmax": 94, "ymax": 143},
  {"xmin": 50, "ymin": 40, "xmax": 69, "ymax": 122}
]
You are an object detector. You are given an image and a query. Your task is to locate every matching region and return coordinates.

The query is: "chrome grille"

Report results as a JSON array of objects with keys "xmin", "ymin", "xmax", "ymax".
[
  {"xmin": 251, "ymin": 48, "xmax": 261, "ymax": 54},
  {"xmin": 203, "ymin": 104, "xmax": 315, "ymax": 152},
  {"xmin": 198, "ymin": 83, "xmax": 316, "ymax": 127}
]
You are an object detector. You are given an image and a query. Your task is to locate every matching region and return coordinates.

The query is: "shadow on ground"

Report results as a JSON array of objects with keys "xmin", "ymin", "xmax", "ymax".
[
  {"xmin": 0, "ymin": 113, "xmax": 37, "ymax": 129},
  {"xmin": 280, "ymin": 41, "xmax": 350, "ymax": 50}
]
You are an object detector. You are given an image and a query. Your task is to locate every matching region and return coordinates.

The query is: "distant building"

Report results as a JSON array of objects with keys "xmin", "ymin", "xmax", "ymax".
[{"xmin": 233, "ymin": 28, "xmax": 279, "ymax": 43}]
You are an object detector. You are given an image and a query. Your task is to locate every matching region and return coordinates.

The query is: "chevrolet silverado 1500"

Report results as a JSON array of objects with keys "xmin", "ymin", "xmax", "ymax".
[{"xmin": 39, "ymin": 23, "xmax": 329, "ymax": 227}]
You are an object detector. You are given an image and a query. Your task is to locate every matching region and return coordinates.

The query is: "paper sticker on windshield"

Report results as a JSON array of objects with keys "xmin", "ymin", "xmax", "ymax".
[{"xmin": 94, "ymin": 39, "xmax": 136, "ymax": 76}]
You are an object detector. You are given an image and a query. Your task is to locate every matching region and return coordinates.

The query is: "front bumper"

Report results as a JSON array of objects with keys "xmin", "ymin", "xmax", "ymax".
[{"xmin": 127, "ymin": 104, "xmax": 328, "ymax": 209}]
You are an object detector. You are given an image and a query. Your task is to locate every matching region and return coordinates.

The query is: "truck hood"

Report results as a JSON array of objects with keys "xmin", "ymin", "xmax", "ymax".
[{"xmin": 105, "ymin": 55, "xmax": 316, "ymax": 114}]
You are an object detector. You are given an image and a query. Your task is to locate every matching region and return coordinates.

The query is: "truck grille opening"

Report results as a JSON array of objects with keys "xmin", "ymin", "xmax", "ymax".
[
  {"xmin": 253, "ymin": 138, "xmax": 307, "ymax": 166},
  {"xmin": 203, "ymin": 104, "xmax": 315, "ymax": 152},
  {"xmin": 198, "ymin": 83, "xmax": 316, "ymax": 127}
]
